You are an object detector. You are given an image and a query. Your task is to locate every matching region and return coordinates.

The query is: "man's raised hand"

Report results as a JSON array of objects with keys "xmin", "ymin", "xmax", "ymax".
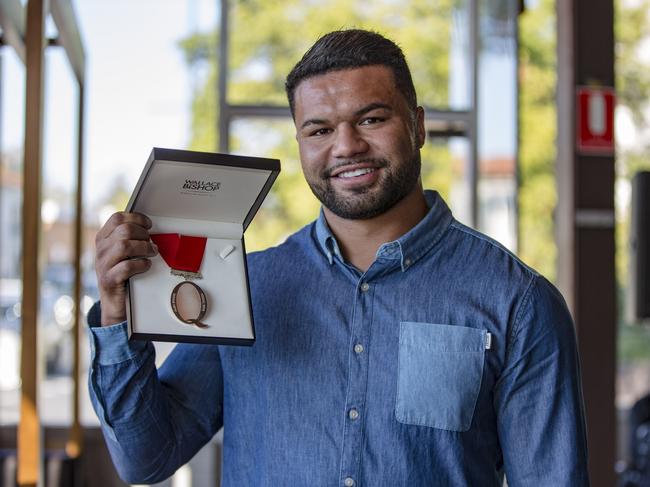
[{"xmin": 95, "ymin": 211, "xmax": 158, "ymax": 326}]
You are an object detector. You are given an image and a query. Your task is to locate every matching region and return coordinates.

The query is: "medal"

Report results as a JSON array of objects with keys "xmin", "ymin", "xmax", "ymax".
[
  {"xmin": 170, "ymin": 281, "xmax": 208, "ymax": 328},
  {"xmin": 151, "ymin": 233, "xmax": 210, "ymax": 328}
]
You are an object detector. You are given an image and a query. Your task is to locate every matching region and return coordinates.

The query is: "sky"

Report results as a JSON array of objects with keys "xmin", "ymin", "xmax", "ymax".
[{"xmin": 2, "ymin": 0, "xmax": 217, "ymax": 215}]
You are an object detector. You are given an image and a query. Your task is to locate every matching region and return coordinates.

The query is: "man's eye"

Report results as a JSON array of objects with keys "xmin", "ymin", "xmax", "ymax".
[
  {"xmin": 310, "ymin": 128, "xmax": 331, "ymax": 136},
  {"xmin": 360, "ymin": 117, "xmax": 384, "ymax": 125}
]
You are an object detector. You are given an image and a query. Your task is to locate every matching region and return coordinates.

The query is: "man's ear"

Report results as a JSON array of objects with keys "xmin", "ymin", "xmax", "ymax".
[{"xmin": 415, "ymin": 106, "xmax": 425, "ymax": 149}]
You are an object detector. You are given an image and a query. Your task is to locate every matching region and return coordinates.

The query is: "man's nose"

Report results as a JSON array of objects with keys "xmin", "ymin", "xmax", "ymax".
[{"xmin": 331, "ymin": 124, "xmax": 369, "ymax": 158}]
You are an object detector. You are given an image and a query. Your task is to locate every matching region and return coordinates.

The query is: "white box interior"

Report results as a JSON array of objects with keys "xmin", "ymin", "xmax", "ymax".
[
  {"xmin": 127, "ymin": 158, "xmax": 274, "ymax": 340},
  {"xmin": 129, "ymin": 233, "xmax": 252, "ymax": 339},
  {"xmin": 132, "ymin": 160, "xmax": 273, "ymax": 234}
]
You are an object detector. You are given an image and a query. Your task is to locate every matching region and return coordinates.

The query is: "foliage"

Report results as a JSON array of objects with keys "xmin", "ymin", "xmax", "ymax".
[
  {"xmin": 518, "ymin": 0, "xmax": 650, "ymax": 317},
  {"xmin": 178, "ymin": 1, "xmax": 650, "ymax": 317},
  {"xmin": 179, "ymin": 0, "xmax": 469, "ymax": 251},
  {"xmin": 619, "ymin": 318, "xmax": 650, "ymax": 361},
  {"xmin": 616, "ymin": 0, "xmax": 650, "ymax": 127},
  {"xmin": 518, "ymin": 0, "xmax": 557, "ymax": 281},
  {"xmin": 106, "ymin": 174, "xmax": 132, "ymax": 211},
  {"xmin": 614, "ymin": 1, "xmax": 650, "ymax": 364},
  {"xmin": 517, "ymin": 0, "xmax": 650, "ymax": 362}
]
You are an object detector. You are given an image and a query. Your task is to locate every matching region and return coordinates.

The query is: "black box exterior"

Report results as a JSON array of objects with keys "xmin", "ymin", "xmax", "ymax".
[
  {"xmin": 125, "ymin": 148, "xmax": 280, "ymax": 345},
  {"xmin": 631, "ymin": 171, "xmax": 650, "ymax": 320}
]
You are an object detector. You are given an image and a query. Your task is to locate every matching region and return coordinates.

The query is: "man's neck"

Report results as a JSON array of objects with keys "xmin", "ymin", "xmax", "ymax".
[{"xmin": 323, "ymin": 186, "xmax": 429, "ymax": 272}]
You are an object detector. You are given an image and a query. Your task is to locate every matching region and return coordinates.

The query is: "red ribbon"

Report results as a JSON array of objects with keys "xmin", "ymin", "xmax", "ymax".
[{"xmin": 150, "ymin": 234, "xmax": 207, "ymax": 273}]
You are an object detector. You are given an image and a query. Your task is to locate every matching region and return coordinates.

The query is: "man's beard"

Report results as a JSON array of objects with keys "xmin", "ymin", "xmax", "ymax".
[{"xmin": 306, "ymin": 150, "xmax": 422, "ymax": 220}]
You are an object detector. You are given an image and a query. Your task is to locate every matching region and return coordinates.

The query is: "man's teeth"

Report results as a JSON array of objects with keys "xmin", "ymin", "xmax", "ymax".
[{"xmin": 338, "ymin": 168, "xmax": 376, "ymax": 179}]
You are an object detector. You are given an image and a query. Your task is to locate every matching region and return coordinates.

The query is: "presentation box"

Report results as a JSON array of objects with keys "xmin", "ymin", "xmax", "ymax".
[{"xmin": 125, "ymin": 147, "xmax": 280, "ymax": 345}]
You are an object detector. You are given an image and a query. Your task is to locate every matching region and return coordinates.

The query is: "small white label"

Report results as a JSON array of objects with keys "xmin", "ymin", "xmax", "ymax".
[
  {"xmin": 588, "ymin": 91, "xmax": 606, "ymax": 136},
  {"xmin": 219, "ymin": 244, "xmax": 235, "ymax": 259},
  {"xmin": 485, "ymin": 332, "xmax": 492, "ymax": 350}
]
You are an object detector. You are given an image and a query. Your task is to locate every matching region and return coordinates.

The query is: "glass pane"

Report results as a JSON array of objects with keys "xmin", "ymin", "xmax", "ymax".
[
  {"xmin": 227, "ymin": 0, "xmax": 471, "ymax": 110},
  {"xmin": 80, "ymin": 218, "xmax": 100, "ymax": 426},
  {"xmin": 477, "ymin": 0, "xmax": 517, "ymax": 251},
  {"xmin": 40, "ymin": 48, "xmax": 79, "ymax": 426},
  {"xmin": 229, "ymin": 117, "xmax": 320, "ymax": 251},
  {"xmin": 422, "ymin": 136, "xmax": 471, "ymax": 225},
  {"xmin": 73, "ymin": 0, "xmax": 218, "ymax": 426},
  {"xmin": 0, "ymin": 48, "xmax": 25, "ymax": 426},
  {"xmin": 617, "ymin": 170, "xmax": 650, "ymax": 462},
  {"xmin": 229, "ymin": 116, "xmax": 471, "ymax": 251}
]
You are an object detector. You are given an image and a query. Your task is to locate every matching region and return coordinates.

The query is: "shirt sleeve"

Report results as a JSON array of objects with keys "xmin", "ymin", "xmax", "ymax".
[
  {"xmin": 493, "ymin": 276, "xmax": 590, "ymax": 486},
  {"xmin": 87, "ymin": 303, "xmax": 224, "ymax": 484}
]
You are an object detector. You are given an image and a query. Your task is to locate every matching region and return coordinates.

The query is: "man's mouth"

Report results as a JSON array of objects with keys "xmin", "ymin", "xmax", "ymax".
[
  {"xmin": 327, "ymin": 160, "xmax": 387, "ymax": 180},
  {"xmin": 337, "ymin": 167, "xmax": 377, "ymax": 179}
]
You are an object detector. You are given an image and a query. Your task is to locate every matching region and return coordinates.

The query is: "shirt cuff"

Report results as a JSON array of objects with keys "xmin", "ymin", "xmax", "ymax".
[{"xmin": 89, "ymin": 321, "xmax": 151, "ymax": 366}]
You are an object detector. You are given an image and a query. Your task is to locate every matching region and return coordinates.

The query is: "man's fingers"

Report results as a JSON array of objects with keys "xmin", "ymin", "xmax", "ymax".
[
  {"xmin": 98, "ymin": 239, "xmax": 158, "ymax": 273},
  {"xmin": 94, "ymin": 213, "xmax": 155, "ymax": 325},
  {"xmin": 96, "ymin": 212, "xmax": 152, "ymax": 242},
  {"xmin": 101, "ymin": 258, "xmax": 153, "ymax": 289},
  {"xmin": 96, "ymin": 222, "xmax": 154, "ymax": 261},
  {"xmin": 112, "ymin": 222, "xmax": 152, "ymax": 242}
]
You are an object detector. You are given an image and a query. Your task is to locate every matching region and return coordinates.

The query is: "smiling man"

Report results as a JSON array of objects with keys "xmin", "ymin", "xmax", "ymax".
[
  {"xmin": 292, "ymin": 62, "xmax": 428, "ymax": 272},
  {"xmin": 89, "ymin": 30, "xmax": 589, "ymax": 486}
]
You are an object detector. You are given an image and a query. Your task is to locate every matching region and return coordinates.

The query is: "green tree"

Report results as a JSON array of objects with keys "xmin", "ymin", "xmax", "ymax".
[
  {"xmin": 614, "ymin": 0, "xmax": 650, "ymax": 361},
  {"xmin": 614, "ymin": 0, "xmax": 650, "ymax": 284},
  {"xmin": 179, "ymin": 0, "xmax": 464, "ymax": 251},
  {"xmin": 519, "ymin": 0, "xmax": 650, "ymax": 362},
  {"xmin": 518, "ymin": 0, "xmax": 557, "ymax": 281}
]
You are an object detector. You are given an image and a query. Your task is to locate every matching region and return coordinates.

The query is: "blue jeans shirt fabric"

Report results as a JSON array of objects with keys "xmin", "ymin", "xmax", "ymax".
[{"xmin": 88, "ymin": 190, "xmax": 589, "ymax": 486}]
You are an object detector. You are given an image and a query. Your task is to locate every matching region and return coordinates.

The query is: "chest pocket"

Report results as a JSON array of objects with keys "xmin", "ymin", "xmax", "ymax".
[{"xmin": 396, "ymin": 322, "xmax": 488, "ymax": 432}]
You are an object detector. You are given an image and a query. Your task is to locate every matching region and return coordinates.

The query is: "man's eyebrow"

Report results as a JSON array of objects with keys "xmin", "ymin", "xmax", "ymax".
[
  {"xmin": 300, "ymin": 118, "xmax": 327, "ymax": 130},
  {"xmin": 354, "ymin": 102, "xmax": 392, "ymax": 116}
]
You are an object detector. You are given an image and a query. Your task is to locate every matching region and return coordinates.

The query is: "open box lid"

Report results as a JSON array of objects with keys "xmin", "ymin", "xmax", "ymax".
[
  {"xmin": 126, "ymin": 148, "xmax": 280, "ymax": 236},
  {"xmin": 125, "ymin": 148, "xmax": 280, "ymax": 345}
]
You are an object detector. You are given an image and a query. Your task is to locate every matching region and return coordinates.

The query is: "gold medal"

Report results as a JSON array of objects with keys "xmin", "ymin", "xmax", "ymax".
[{"xmin": 170, "ymin": 281, "xmax": 209, "ymax": 329}]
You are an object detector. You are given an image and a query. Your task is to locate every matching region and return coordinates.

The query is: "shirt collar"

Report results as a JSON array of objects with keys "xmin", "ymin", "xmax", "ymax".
[
  {"xmin": 314, "ymin": 190, "xmax": 454, "ymax": 271},
  {"xmin": 314, "ymin": 208, "xmax": 343, "ymax": 265}
]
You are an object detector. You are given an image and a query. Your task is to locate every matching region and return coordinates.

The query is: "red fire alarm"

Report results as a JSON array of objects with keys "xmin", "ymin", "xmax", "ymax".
[{"xmin": 576, "ymin": 86, "xmax": 615, "ymax": 155}]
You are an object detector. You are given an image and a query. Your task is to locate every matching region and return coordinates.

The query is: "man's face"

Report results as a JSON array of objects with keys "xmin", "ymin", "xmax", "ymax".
[{"xmin": 293, "ymin": 65, "xmax": 425, "ymax": 220}]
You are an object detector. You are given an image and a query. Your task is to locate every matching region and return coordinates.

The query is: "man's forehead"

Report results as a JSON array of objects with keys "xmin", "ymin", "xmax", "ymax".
[{"xmin": 293, "ymin": 65, "xmax": 400, "ymax": 116}]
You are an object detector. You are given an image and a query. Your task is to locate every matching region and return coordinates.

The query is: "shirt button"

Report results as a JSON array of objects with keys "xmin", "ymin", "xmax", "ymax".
[
  {"xmin": 348, "ymin": 408, "xmax": 359, "ymax": 420},
  {"xmin": 354, "ymin": 343, "xmax": 364, "ymax": 354},
  {"xmin": 404, "ymin": 257, "xmax": 412, "ymax": 266},
  {"xmin": 344, "ymin": 478, "xmax": 355, "ymax": 487},
  {"xmin": 360, "ymin": 282, "xmax": 370, "ymax": 292}
]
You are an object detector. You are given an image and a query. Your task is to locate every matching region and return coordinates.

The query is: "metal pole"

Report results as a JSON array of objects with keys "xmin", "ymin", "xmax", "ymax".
[
  {"xmin": 468, "ymin": 0, "xmax": 479, "ymax": 228},
  {"xmin": 65, "ymin": 80, "xmax": 84, "ymax": 460},
  {"xmin": 0, "ymin": 50, "xmax": 4, "ymax": 280},
  {"xmin": 218, "ymin": 0, "xmax": 229, "ymax": 153},
  {"xmin": 514, "ymin": 1, "xmax": 521, "ymax": 254},
  {"xmin": 19, "ymin": 0, "xmax": 48, "ymax": 485}
]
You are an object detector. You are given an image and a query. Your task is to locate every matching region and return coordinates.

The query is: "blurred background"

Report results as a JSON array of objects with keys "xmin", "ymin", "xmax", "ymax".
[{"xmin": 0, "ymin": 0, "xmax": 649, "ymax": 486}]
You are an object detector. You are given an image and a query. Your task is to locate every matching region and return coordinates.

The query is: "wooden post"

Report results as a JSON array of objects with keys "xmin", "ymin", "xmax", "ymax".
[
  {"xmin": 556, "ymin": 1, "xmax": 617, "ymax": 485},
  {"xmin": 49, "ymin": 0, "xmax": 87, "ymax": 461},
  {"xmin": 18, "ymin": 0, "xmax": 48, "ymax": 485}
]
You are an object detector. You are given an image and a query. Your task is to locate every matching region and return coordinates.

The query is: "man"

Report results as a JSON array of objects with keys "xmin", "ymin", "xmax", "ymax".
[{"xmin": 90, "ymin": 29, "xmax": 589, "ymax": 486}]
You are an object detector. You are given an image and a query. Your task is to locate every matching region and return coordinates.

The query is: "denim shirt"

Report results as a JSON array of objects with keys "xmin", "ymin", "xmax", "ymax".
[{"xmin": 88, "ymin": 191, "xmax": 589, "ymax": 486}]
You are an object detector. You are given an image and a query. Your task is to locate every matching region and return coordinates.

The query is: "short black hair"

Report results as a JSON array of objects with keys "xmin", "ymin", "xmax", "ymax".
[{"xmin": 285, "ymin": 29, "xmax": 417, "ymax": 118}]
